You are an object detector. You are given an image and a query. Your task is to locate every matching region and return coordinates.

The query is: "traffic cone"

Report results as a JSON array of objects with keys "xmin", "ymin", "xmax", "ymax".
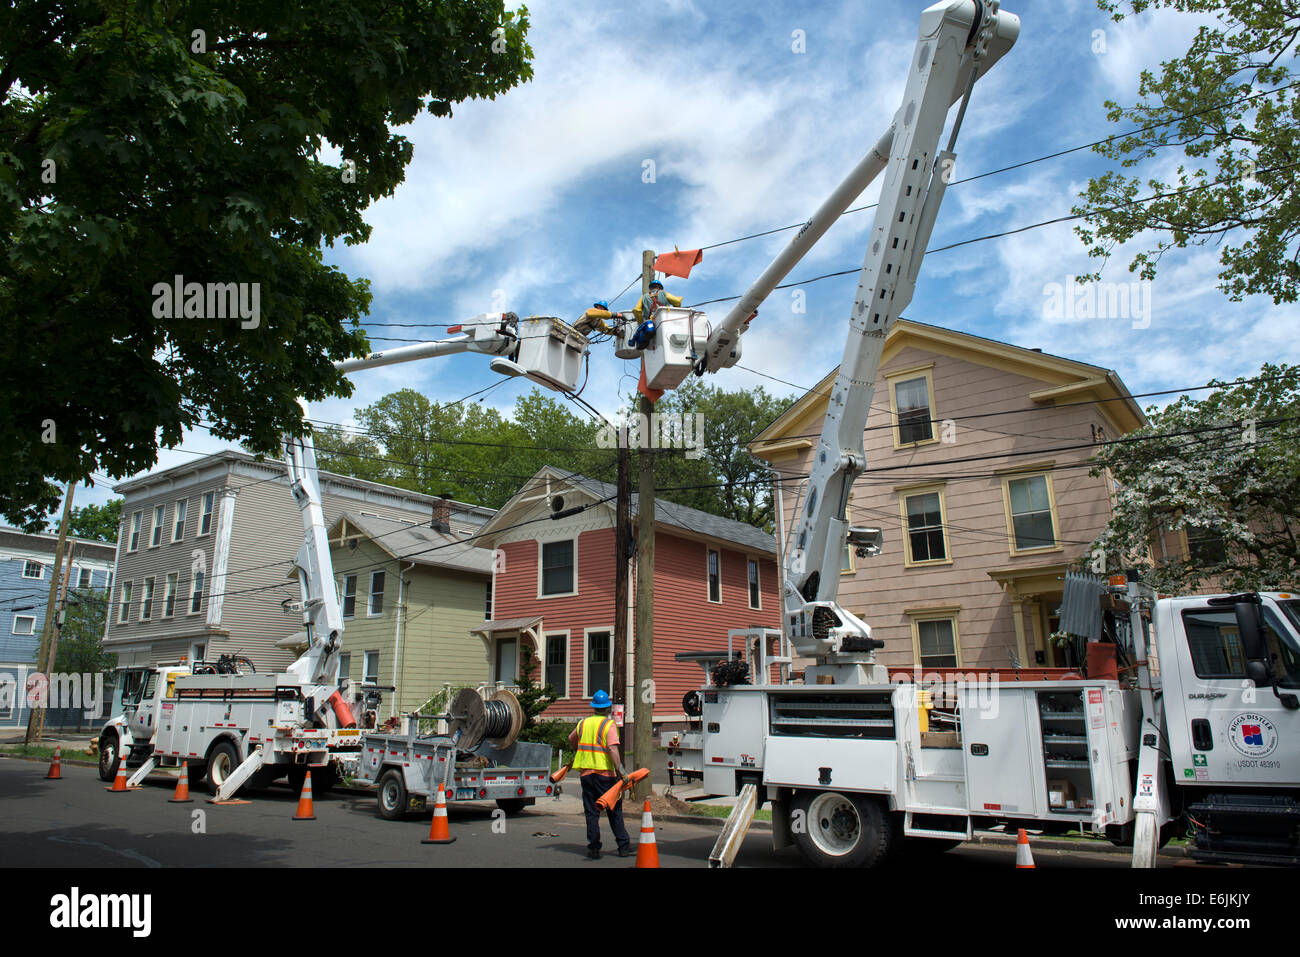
[
  {"xmin": 169, "ymin": 762, "xmax": 193, "ymax": 803},
  {"xmin": 106, "ymin": 761, "xmax": 130, "ymax": 793},
  {"xmin": 1015, "ymin": 828, "xmax": 1035, "ymax": 868},
  {"xmin": 44, "ymin": 746, "xmax": 62, "ymax": 780},
  {"xmin": 422, "ymin": 784, "xmax": 457, "ymax": 844},
  {"xmin": 635, "ymin": 800, "xmax": 659, "ymax": 868},
  {"xmin": 292, "ymin": 768, "xmax": 316, "ymax": 821}
]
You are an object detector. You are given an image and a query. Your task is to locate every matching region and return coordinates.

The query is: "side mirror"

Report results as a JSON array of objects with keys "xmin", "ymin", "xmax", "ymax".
[
  {"xmin": 1235, "ymin": 601, "xmax": 1269, "ymax": 660},
  {"xmin": 1246, "ymin": 660, "xmax": 1270, "ymax": 688}
]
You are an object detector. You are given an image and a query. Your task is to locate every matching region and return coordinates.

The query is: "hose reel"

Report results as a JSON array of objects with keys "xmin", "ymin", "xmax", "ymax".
[{"xmin": 449, "ymin": 687, "xmax": 524, "ymax": 750}]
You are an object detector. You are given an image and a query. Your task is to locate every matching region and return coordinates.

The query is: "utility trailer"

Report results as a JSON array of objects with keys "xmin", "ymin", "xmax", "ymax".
[{"xmin": 357, "ymin": 687, "xmax": 556, "ymax": 820}]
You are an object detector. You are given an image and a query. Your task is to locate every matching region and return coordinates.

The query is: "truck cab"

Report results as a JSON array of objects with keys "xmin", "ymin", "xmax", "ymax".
[{"xmin": 98, "ymin": 661, "xmax": 192, "ymax": 781}]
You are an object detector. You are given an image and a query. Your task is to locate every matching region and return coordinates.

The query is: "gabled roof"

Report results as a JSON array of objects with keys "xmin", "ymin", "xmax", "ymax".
[
  {"xmin": 478, "ymin": 467, "xmax": 777, "ymax": 556},
  {"xmin": 750, "ymin": 318, "xmax": 1146, "ymax": 456},
  {"xmin": 329, "ymin": 512, "xmax": 493, "ymax": 575},
  {"xmin": 0, "ymin": 527, "xmax": 118, "ymax": 561}
]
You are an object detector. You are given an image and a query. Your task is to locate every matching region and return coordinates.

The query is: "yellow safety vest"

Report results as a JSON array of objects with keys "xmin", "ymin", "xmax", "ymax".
[{"xmin": 572, "ymin": 715, "xmax": 615, "ymax": 772}]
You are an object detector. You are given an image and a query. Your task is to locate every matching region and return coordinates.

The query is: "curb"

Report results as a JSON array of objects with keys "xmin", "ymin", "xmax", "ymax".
[{"xmin": 0, "ymin": 752, "xmax": 99, "ymax": 768}]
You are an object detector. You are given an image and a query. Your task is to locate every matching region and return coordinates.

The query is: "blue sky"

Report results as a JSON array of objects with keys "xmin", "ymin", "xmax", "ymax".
[{"xmin": 77, "ymin": 0, "xmax": 1300, "ymax": 509}]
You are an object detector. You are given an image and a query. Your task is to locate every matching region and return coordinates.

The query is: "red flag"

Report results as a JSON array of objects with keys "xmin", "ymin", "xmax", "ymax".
[
  {"xmin": 637, "ymin": 359, "xmax": 664, "ymax": 404},
  {"xmin": 654, "ymin": 248, "xmax": 703, "ymax": 279}
]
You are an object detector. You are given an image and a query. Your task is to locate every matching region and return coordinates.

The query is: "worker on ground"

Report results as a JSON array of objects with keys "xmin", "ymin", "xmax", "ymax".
[{"xmin": 568, "ymin": 690, "xmax": 632, "ymax": 859}]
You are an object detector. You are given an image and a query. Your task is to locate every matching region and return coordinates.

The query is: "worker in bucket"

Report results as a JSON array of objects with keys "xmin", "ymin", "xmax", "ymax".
[
  {"xmin": 568, "ymin": 690, "xmax": 633, "ymax": 859},
  {"xmin": 629, "ymin": 278, "xmax": 682, "ymax": 349}
]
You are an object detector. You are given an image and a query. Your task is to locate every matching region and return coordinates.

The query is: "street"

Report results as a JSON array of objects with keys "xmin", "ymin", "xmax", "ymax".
[{"xmin": 0, "ymin": 758, "xmax": 1137, "ymax": 869}]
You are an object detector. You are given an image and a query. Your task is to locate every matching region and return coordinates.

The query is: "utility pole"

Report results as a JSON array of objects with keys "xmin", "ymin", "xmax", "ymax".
[
  {"xmin": 25, "ymin": 482, "xmax": 75, "ymax": 746},
  {"xmin": 35, "ymin": 534, "xmax": 77, "ymax": 741},
  {"xmin": 612, "ymin": 430, "xmax": 631, "ymax": 715},
  {"xmin": 633, "ymin": 248, "xmax": 656, "ymax": 799}
]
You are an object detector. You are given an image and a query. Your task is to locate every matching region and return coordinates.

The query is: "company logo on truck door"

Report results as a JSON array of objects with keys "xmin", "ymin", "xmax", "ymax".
[{"xmin": 1228, "ymin": 713, "xmax": 1278, "ymax": 757}]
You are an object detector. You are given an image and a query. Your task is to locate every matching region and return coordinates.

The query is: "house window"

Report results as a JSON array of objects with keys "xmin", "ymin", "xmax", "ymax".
[
  {"xmin": 707, "ymin": 549, "xmax": 721, "ymax": 603},
  {"xmin": 916, "ymin": 618, "xmax": 958, "ymax": 669},
  {"xmin": 163, "ymin": 572, "xmax": 178, "ymax": 618},
  {"xmin": 173, "ymin": 499, "xmax": 187, "ymax": 541},
  {"xmin": 545, "ymin": 634, "xmax": 568, "ymax": 697},
  {"xmin": 118, "ymin": 581, "xmax": 133, "ymax": 623},
  {"xmin": 747, "ymin": 559, "xmax": 761, "ymax": 609},
  {"xmin": 191, "ymin": 643, "xmax": 206, "ymax": 665},
  {"xmin": 1005, "ymin": 473, "xmax": 1057, "ymax": 551},
  {"xmin": 12, "ymin": 615, "xmax": 35, "ymax": 636},
  {"xmin": 484, "ymin": 580, "xmax": 493, "ymax": 620},
  {"xmin": 904, "ymin": 490, "xmax": 948, "ymax": 564},
  {"xmin": 342, "ymin": 575, "xmax": 357, "ymax": 618},
  {"xmin": 363, "ymin": 651, "xmax": 379, "ymax": 685},
  {"xmin": 1187, "ymin": 525, "xmax": 1228, "ymax": 566},
  {"xmin": 494, "ymin": 639, "xmax": 517, "ymax": 684},
  {"xmin": 150, "ymin": 504, "xmax": 165, "ymax": 547},
  {"xmin": 22, "ymin": 560, "xmax": 43, "ymax": 579},
  {"xmin": 893, "ymin": 375, "xmax": 934, "ymax": 445},
  {"xmin": 338, "ymin": 652, "xmax": 351, "ymax": 684},
  {"xmin": 586, "ymin": 631, "xmax": 611, "ymax": 698},
  {"xmin": 199, "ymin": 492, "xmax": 215, "ymax": 536},
  {"xmin": 77, "ymin": 567, "xmax": 92, "ymax": 589},
  {"xmin": 106, "ymin": 572, "xmax": 112, "ymax": 594},
  {"xmin": 189, "ymin": 572, "xmax": 204, "ymax": 614},
  {"xmin": 540, "ymin": 539, "xmax": 575, "ymax": 596},
  {"xmin": 368, "ymin": 571, "xmax": 385, "ymax": 616},
  {"xmin": 141, "ymin": 577, "xmax": 155, "ymax": 620},
  {"xmin": 129, "ymin": 510, "xmax": 142, "ymax": 550}
]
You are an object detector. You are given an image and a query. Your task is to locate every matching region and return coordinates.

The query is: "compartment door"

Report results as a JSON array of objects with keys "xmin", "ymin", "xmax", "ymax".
[{"xmin": 961, "ymin": 689, "xmax": 1039, "ymax": 818}]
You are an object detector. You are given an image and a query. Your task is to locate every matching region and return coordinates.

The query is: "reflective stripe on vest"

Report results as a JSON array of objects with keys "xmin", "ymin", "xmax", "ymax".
[{"xmin": 572, "ymin": 715, "xmax": 614, "ymax": 771}]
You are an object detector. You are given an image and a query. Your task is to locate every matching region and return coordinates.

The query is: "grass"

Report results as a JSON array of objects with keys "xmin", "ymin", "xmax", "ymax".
[
  {"xmin": 685, "ymin": 803, "xmax": 773, "ymax": 822},
  {"xmin": 1, "ymin": 743, "xmax": 70, "ymax": 762}
]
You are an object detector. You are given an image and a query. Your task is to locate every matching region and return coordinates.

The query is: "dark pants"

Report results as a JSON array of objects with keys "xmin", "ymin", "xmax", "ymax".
[{"xmin": 580, "ymin": 772, "xmax": 631, "ymax": 853}]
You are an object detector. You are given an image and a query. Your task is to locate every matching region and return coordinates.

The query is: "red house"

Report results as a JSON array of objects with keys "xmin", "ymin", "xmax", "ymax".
[{"xmin": 472, "ymin": 467, "xmax": 781, "ymax": 727}]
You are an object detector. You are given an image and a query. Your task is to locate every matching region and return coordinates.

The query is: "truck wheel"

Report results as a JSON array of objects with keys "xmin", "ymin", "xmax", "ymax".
[
  {"xmin": 376, "ymin": 769, "xmax": 408, "ymax": 821},
  {"xmin": 792, "ymin": 791, "xmax": 892, "ymax": 868},
  {"xmin": 98, "ymin": 733, "xmax": 120, "ymax": 782},
  {"xmin": 310, "ymin": 764, "xmax": 339, "ymax": 794},
  {"xmin": 495, "ymin": 798, "xmax": 528, "ymax": 816},
  {"xmin": 204, "ymin": 741, "xmax": 240, "ymax": 795}
]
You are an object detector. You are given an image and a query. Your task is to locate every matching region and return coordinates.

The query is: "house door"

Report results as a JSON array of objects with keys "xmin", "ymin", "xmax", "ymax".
[{"xmin": 495, "ymin": 638, "xmax": 518, "ymax": 684}]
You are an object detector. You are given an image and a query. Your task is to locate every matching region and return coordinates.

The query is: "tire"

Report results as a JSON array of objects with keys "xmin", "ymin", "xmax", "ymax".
[
  {"xmin": 376, "ymin": 768, "xmax": 408, "ymax": 821},
  {"xmin": 203, "ymin": 740, "xmax": 240, "ymax": 795},
  {"xmin": 495, "ymin": 798, "xmax": 528, "ymax": 816},
  {"xmin": 98, "ymin": 733, "xmax": 120, "ymax": 782},
  {"xmin": 791, "ymin": 791, "xmax": 892, "ymax": 868}
]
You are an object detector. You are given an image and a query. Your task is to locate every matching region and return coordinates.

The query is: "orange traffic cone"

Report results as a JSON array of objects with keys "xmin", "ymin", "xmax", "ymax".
[
  {"xmin": 45, "ymin": 745, "xmax": 62, "ymax": 780},
  {"xmin": 292, "ymin": 768, "xmax": 316, "ymax": 821},
  {"xmin": 422, "ymin": 784, "xmax": 456, "ymax": 844},
  {"xmin": 169, "ymin": 762, "xmax": 193, "ymax": 803},
  {"xmin": 106, "ymin": 761, "xmax": 130, "ymax": 793},
  {"xmin": 635, "ymin": 799, "xmax": 659, "ymax": 868},
  {"xmin": 1015, "ymin": 828, "xmax": 1035, "ymax": 868}
]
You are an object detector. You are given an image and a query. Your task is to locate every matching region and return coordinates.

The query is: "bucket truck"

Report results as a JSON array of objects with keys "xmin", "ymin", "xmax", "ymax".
[
  {"xmin": 97, "ymin": 313, "xmax": 589, "ymax": 800},
  {"xmin": 618, "ymin": 0, "xmax": 1300, "ymax": 869}
]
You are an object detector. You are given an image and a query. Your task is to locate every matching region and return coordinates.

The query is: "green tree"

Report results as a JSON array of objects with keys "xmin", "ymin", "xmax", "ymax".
[
  {"xmin": 1090, "ymin": 363, "xmax": 1300, "ymax": 592},
  {"xmin": 1077, "ymin": 1, "xmax": 1300, "ymax": 301},
  {"xmin": 54, "ymin": 588, "xmax": 116, "ymax": 731},
  {"xmin": 67, "ymin": 499, "xmax": 122, "ymax": 542},
  {"xmin": 1, "ymin": 0, "xmax": 534, "ymax": 529}
]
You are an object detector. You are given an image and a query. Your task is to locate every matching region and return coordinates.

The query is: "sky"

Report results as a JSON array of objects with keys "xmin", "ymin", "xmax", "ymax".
[{"xmin": 73, "ymin": 0, "xmax": 1300, "ymax": 510}]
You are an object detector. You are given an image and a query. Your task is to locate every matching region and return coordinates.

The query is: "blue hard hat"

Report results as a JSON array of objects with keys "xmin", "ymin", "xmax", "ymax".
[
  {"xmin": 649, "ymin": 279, "xmax": 663, "ymax": 289},
  {"xmin": 594, "ymin": 300, "xmax": 609, "ymax": 310},
  {"xmin": 591, "ymin": 690, "xmax": 612, "ymax": 709}
]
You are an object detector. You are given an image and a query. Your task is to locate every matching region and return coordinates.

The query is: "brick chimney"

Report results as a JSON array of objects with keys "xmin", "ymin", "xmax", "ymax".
[{"xmin": 431, "ymin": 495, "xmax": 451, "ymax": 534}]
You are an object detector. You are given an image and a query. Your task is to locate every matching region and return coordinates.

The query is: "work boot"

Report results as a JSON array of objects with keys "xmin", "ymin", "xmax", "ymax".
[
  {"xmin": 617, "ymin": 846, "xmax": 633, "ymax": 858},
  {"xmin": 586, "ymin": 848, "xmax": 601, "ymax": 860}
]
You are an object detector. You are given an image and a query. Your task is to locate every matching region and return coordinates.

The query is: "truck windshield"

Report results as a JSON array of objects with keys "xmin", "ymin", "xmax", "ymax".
[{"xmin": 1278, "ymin": 600, "xmax": 1300, "ymax": 641}]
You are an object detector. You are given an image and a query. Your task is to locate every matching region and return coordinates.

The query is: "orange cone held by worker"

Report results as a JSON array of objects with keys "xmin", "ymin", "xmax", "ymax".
[
  {"xmin": 596, "ymin": 767, "xmax": 649, "ymax": 811},
  {"xmin": 422, "ymin": 783, "xmax": 456, "ymax": 844},
  {"xmin": 635, "ymin": 800, "xmax": 659, "ymax": 868},
  {"xmin": 1016, "ymin": 828, "xmax": 1035, "ymax": 868},
  {"xmin": 106, "ymin": 761, "xmax": 130, "ymax": 793},
  {"xmin": 293, "ymin": 768, "xmax": 316, "ymax": 821},
  {"xmin": 170, "ymin": 761, "xmax": 193, "ymax": 803},
  {"xmin": 45, "ymin": 746, "xmax": 62, "ymax": 780}
]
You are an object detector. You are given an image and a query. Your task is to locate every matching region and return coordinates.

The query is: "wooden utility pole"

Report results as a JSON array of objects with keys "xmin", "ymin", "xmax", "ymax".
[
  {"xmin": 612, "ymin": 431, "xmax": 631, "ymax": 713},
  {"xmin": 35, "ymin": 534, "xmax": 77, "ymax": 741},
  {"xmin": 632, "ymin": 248, "xmax": 656, "ymax": 799},
  {"xmin": 25, "ymin": 483, "xmax": 74, "ymax": 746}
]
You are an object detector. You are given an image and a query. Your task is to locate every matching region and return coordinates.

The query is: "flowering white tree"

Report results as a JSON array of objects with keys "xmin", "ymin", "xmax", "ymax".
[{"xmin": 1091, "ymin": 363, "xmax": 1300, "ymax": 592}]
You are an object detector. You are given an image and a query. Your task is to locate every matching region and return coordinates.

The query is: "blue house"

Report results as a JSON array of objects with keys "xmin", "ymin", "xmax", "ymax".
[{"xmin": 0, "ymin": 528, "xmax": 118, "ymax": 731}]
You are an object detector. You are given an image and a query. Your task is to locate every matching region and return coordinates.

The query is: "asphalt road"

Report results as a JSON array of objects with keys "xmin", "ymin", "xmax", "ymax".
[{"xmin": 0, "ymin": 758, "xmax": 1134, "ymax": 869}]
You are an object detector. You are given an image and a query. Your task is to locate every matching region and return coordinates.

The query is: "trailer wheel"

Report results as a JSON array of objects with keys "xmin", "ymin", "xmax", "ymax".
[
  {"xmin": 203, "ymin": 740, "xmax": 240, "ymax": 795},
  {"xmin": 98, "ymin": 733, "xmax": 120, "ymax": 782},
  {"xmin": 376, "ymin": 769, "xmax": 408, "ymax": 821},
  {"xmin": 791, "ymin": 791, "xmax": 891, "ymax": 868},
  {"xmin": 495, "ymin": 798, "xmax": 528, "ymax": 816}
]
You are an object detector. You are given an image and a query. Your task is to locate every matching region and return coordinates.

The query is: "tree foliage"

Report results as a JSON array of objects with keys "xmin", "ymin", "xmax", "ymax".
[
  {"xmin": 67, "ymin": 499, "xmax": 122, "ymax": 542},
  {"xmin": 1077, "ymin": 0, "xmax": 1300, "ymax": 300},
  {"xmin": 54, "ymin": 589, "xmax": 115, "ymax": 676},
  {"xmin": 1090, "ymin": 363, "xmax": 1300, "ymax": 592},
  {"xmin": 1, "ymin": 0, "xmax": 534, "ymax": 529}
]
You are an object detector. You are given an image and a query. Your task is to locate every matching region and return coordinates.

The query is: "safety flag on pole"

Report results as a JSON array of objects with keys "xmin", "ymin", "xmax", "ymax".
[
  {"xmin": 653, "ymin": 248, "xmax": 703, "ymax": 279},
  {"xmin": 637, "ymin": 359, "xmax": 664, "ymax": 404}
]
